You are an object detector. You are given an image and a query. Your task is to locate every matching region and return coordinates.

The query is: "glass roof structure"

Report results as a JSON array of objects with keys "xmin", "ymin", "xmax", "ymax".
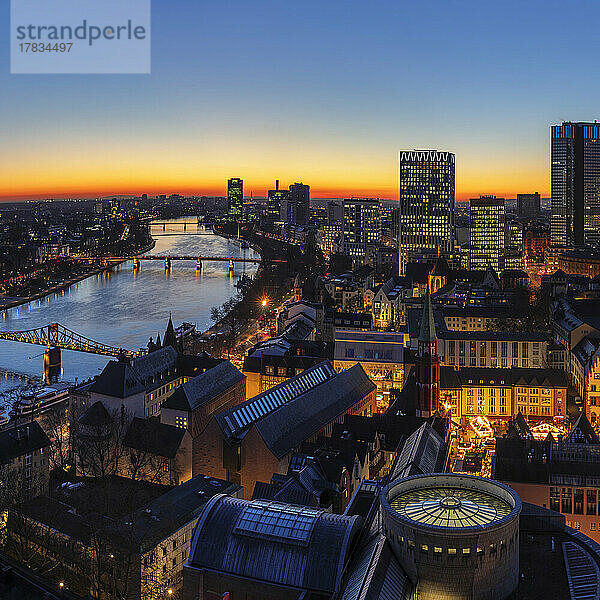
[
  {"xmin": 389, "ymin": 486, "xmax": 512, "ymax": 528},
  {"xmin": 223, "ymin": 362, "xmax": 335, "ymax": 436},
  {"xmin": 234, "ymin": 500, "xmax": 321, "ymax": 544}
]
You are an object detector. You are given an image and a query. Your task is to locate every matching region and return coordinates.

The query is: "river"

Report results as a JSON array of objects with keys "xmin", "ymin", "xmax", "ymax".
[{"xmin": 0, "ymin": 219, "xmax": 259, "ymax": 391}]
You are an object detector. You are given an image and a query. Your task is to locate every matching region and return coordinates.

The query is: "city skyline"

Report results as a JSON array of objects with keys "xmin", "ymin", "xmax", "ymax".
[{"xmin": 3, "ymin": 0, "xmax": 600, "ymax": 202}]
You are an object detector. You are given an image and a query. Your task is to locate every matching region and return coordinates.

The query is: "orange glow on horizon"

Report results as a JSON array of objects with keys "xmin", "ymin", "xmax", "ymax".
[
  {"xmin": 0, "ymin": 136, "xmax": 549, "ymax": 203},
  {"xmin": 0, "ymin": 148, "xmax": 549, "ymax": 203},
  {"xmin": 0, "ymin": 182, "xmax": 550, "ymax": 203}
]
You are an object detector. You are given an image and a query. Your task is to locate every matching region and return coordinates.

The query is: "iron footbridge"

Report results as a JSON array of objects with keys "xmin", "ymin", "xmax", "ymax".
[{"xmin": 0, "ymin": 323, "xmax": 144, "ymax": 358}]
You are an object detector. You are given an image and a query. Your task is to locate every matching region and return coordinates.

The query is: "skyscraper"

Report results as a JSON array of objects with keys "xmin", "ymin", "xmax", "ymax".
[
  {"xmin": 469, "ymin": 196, "xmax": 506, "ymax": 272},
  {"xmin": 227, "ymin": 178, "xmax": 243, "ymax": 221},
  {"xmin": 342, "ymin": 198, "xmax": 380, "ymax": 264},
  {"xmin": 399, "ymin": 150, "xmax": 455, "ymax": 258},
  {"xmin": 551, "ymin": 122, "xmax": 600, "ymax": 248},
  {"xmin": 516, "ymin": 192, "xmax": 541, "ymax": 219},
  {"xmin": 285, "ymin": 182, "xmax": 310, "ymax": 226},
  {"xmin": 267, "ymin": 180, "xmax": 288, "ymax": 224},
  {"xmin": 327, "ymin": 200, "xmax": 343, "ymax": 224}
]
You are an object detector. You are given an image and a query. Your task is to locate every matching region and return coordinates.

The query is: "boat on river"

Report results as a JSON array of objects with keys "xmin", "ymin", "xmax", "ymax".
[{"xmin": 9, "ymin": 383, "xmax": 70, "ymax": 419}]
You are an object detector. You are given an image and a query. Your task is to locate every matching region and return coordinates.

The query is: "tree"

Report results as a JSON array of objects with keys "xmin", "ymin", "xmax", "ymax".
[
  {"xmin": 489, "ymin": 288, "xmax": 551, "ymax": 334},
  {"xmin": 126, "ymin": 448, "xmax": 167, "ymax": 484},
  {"xmin": 210, "ymin": 293, "xmax": 249, "ymax": 353},
  {"xmin": 74, "ymin": 405, "xmax": 132, "ymax": 480},
  {"xmin": 38, "ymin": 403, "xmax": 73, "ymax": 476}
]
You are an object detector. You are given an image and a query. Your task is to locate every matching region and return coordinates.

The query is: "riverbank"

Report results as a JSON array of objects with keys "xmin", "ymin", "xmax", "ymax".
[
  {"xmin": 191, "ymin": 224, "xmax": 303, "ymax": 357},
  {"xmin": 193, "ymin": 227, "xmax": 266, "ymax": 342},
  {"xmin": 0, "ymin": 239, "xmax": 156, "ymax": 312}
]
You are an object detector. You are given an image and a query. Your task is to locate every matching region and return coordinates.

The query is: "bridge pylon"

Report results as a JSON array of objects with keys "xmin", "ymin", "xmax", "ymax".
[
  {"xmin": 133, "ymin": 257, "xmax": 141, "ymax": 270},
  {"xmin": 165, "ymin": 257, "xmax": 171, "ymax": 271},
  {"xmin": 44, "ymin": 347, "xmax": 61, "ymax": 383},
  {"xmin": 196, "ymin": 259, "xmax": 202, "ymax": 271},
  {"xmin": 229, "ymin": 259, "xmax": 234, "ymax": 274}
]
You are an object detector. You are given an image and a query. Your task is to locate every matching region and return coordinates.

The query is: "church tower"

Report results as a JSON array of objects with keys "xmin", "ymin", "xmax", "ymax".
[
  {"xmin": 416, "ymin": 289, "xmax": 440, "ymax": 417},
  {"xmin": 163, "ymin": 313, "xmax": 180, "ymax": 353}
]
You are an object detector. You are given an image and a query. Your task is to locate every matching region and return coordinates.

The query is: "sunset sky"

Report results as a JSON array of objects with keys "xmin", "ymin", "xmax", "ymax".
[{"xmin": 1, "ymin": 0, "xmax": 599, "ymax": 202}]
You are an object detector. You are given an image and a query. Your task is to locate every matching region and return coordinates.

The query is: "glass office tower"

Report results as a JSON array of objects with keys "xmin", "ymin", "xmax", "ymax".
[
  {"xmin": 267, "ymin": 180, "xmax": 288, "ymax": 224},
  {"xmin": 287, "ymin": 182, "xmax": 310, "ymax": 226},
  {"xmin": 551, "ymin": 122, "xmax": 600, "ymax": 248},
  {"xmin": 227, "ymin": 177, "xmax": 244, "ymax": 221},
  {"xmin": 469, "ymin": 196, "xmax": 506, "ymax": 271},
  {"xmin": 342, "ymin": 198, "xmax": 381, "ymax": 264},
  {"xmin": 399, "ymin": 150, "xmax": 455, "ymax": 257}
]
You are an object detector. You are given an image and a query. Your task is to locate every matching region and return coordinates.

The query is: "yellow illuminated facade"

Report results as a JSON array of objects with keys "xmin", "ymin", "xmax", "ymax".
[{"xmin": 441, "ymin": 368, "xmax": 567, "ymax": 424}]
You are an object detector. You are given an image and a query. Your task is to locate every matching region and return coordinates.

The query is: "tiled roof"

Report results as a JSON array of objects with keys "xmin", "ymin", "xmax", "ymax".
[
  {"xmin": 122, "ymin": 417, "xmax": 186, "ymax": 459},
  {"xmin": 0, "ymin": 421, "xmax": 51, "ymax": 464},
  {"xmin": 89, "ymin": 346, "xmax": 179, "ymax": 399},
  {"xmin": 161, "ymin": 361, "xmax": 244, "ymax": 412},
  {"xmin": 440, "ymin": 366, "xmax": 568, "ymax": 389}
]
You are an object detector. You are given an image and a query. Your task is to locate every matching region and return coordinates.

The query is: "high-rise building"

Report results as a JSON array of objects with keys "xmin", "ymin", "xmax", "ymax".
[
  {"xmin": 281, "ymin": 182, "xmax": 310, "ymax": 225},
  {"xmin": 506, "ymin": 220, "xmax": 524, "ymax": 252},
  {"xmin": 320, "ymin": 223, "xmax": 342, "ymax": 255},
  {"xmin": 516, "ymin": 192, "xmax": 541, "ymax": 219},
  {"xmin": 227, "ymin": 177, "xmax": 243, "ymax": 221},
  {"xmin": 469, "ymin": 196, "xmax": 506, "ymax": 271},
  {"xmin": 399, "ymin": 150, "xmax": 455, "ymax": 258},
  {"xmin": 327, "ymin": 200, "xmax": 343, "ymax": 224},
  {"xmin": 266, "ymin": 180, "xmax": 287, "ymax": 224},
  {"xmin": 551, "ymin": 122, "xmax": 600, "ymax": 248},
  {"xmin": 342, "ymin": 198, "xmax": 380, "ymax": 264}
]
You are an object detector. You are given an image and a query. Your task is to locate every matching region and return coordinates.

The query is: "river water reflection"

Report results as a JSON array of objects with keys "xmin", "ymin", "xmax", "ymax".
[{"xmin": 0, "ymin": 220, "xmax": 258, "ymax": 389}]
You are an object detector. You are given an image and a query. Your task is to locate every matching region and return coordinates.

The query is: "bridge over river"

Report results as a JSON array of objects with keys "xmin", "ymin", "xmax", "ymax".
[{"xmin": 0, "ymin": 223, "xmax": 260, "ymax": 390}]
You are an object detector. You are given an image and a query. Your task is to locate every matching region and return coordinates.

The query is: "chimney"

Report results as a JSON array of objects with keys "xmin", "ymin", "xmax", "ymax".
[{"xmin": 276, "ymin": 179, "xmax": 279, "ymax": 191}]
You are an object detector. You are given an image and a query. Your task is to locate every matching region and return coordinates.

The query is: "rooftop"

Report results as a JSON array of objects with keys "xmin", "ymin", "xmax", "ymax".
[
  {"xmin": 161, "ymin": 360, "xmax": 245, "ymax": 412},
  {"xmin": 188, "ymin": 495, "xmax": 362, "ymax": 595},
  {"xmin": 391, "ymin": 422, "xmax": 447, "ymax": 479},
  {"xmin": 17, "ymin": 474, "xmax": 240, "ymax": 554},
  {"xmin": 89, "ymin": 346, "xmax": 179, "ymax": 399},
  {"xmin": 440, "ymin": 366, "xmax": 568, "ymax": 389},
  {"xmin": 216, "ymin": 361, "xmax": 376, "ymax": 458},
  {"xmin": 122, "ymin": 417, "xmax": 186, "ymax": 459},
  {"xmin": 389, "ymin": 484, "xmax": 512, "ymax": 528},
  {"xmin": 383, "ymin": 473, "xmax": 521, "ymax": 532},
  {"xmin": 0, "ymin": 421, "xmax": 51, "ymax": 464}
]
